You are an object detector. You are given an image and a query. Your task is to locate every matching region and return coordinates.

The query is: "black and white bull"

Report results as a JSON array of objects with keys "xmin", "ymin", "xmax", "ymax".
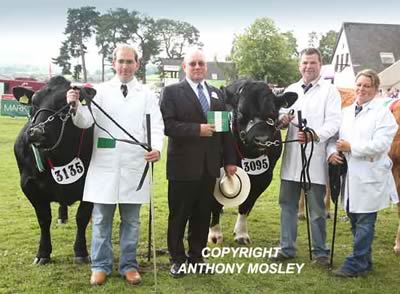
[
  {"xmin": 209, "ymin": 80, "xmax": 297, "ymax": 245},
  {"xmin": 13, "ymin": 76, "xmax": 95, "ymax": 264}
]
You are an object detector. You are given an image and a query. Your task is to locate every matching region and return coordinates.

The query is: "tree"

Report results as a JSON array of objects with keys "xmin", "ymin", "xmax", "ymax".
[
  {"xmin": 95, "ymin": 8, "xmax": 131, "ymax": 81},
  {"xmin": 308, "ymin": 31, "xmax": 320, "ymax": 48},
  {"xmin": 156, "ymin": 19, "xmax": 202, "ymax": 58},
  {"xmin": 52, "ymin": 41, "xmax": 72, "ymax": 75},
  {"xmin": 56, "ymin": 6, "xmax": 99, "ymax": 82},
  {"xmin": 230, "ymin": 18, "xmax": 299, "ymax": 86},
  {"xmin": 318, "ymin": 30, "xmax": 338, "ymax": 64},
  {"xmin": 121, "ymin": 13, "xmax": 160, "ymax": 83},
  {"xmin": 282, "ymin": 31, "xmax": 299, "ymax": 58}
]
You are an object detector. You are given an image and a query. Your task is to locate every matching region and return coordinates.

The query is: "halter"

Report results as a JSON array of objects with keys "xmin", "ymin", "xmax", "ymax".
[{"xmin": 29, "ymin": 103, "xmax": 73, "ymax": 152}]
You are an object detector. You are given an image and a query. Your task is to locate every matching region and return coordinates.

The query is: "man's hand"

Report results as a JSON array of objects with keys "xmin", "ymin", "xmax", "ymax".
[
  {"xmin": 66, "ymin": 88, "xmax": 80, "ymax": 111},
  {"xmin": 224, "ymin": 164, "xmax": 237, "ymax": 176},
  {"xmin": 279, "ymin": 113, "xmax": 294, "ymax": 128},
  {"xmin": 336, "ymin": 139, "xmax": 351, "ymax": 152},
  {"xmin": 298, "ymin": 131, "xmax": 319, "ymax": 144},
  {"xmin": 144, "ymin": 150, "xmax": 161, "ymax": 162},
  {"xmin": 328, "ymin": 152, "xmax": 345, "ymax": 165},
  {"xmin": 200, "ymin": 124, "xmax": 215, "ymax": 137}
]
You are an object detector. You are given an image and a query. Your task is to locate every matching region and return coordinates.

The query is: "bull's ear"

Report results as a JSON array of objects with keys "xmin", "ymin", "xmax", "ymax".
[
  {"xmin": 275, "ymin": 92, "xmax": 298, "ymax": 109},
  {"xmin": 79, "ymin": 87, "xmax": 96, "ymax": 105},
  {"xmin": 221, "ymin": 86, "xmax": 235, "ymax": 111},
  {"xmin": 13, "ymin": 87, "xmax": 34, "ymax": 105},
  {"xmin": 219, "ymin": 86, "xmax": 232, "ymax": 111}
]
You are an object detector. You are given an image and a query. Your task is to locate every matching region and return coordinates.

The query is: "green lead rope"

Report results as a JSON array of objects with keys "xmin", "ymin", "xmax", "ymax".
[{"xmin": 31, "ymin": 145, "xmax": 46, "ymax": 172}]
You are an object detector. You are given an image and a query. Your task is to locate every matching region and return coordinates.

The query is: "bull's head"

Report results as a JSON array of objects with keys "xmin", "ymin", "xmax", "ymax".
[
  {"xmin": 223, "ymin": 80, "xmax": 297, "ymax": 154},
  {"xmin": 13, "ymin": 76, "xmax": 96, "ymax": 150}
]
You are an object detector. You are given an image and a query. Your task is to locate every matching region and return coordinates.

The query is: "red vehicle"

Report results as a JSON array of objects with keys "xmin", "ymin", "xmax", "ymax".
[
  {"xmin": 0, "ymin": 77, "xmax": 46, "ymax": 117},
  {"xmin": 0, "ymin": 77, "xmax": 46, "ymax": 95}
]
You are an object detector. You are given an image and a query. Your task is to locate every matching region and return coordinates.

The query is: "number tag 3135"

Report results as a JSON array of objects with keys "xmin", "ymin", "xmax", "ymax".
[
  {"xmin": 241, "ymin": 155, "xmax": 270, "ymax": 175},
  {"xmin": 51, "ymin": 157, "xmax": 85, "ymax": 185}
]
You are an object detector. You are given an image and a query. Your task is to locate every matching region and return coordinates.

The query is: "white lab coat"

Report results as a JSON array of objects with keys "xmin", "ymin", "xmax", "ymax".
[
  {"xmin": 327, "ymin": 99, "xmax": 398, "ymax": 213},
  {"xmin": 72, "ymin": 77, "xmax": 164, "ymax": 204},
  {"xmin": 280, "ymin": 78, "xmax": 341, "ymax": 185}
]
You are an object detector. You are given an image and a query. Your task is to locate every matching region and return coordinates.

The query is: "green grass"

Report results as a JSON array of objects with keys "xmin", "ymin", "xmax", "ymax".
[{"xmin": 0, "ymin": 116, "xmax": 399, "ymax": 293}]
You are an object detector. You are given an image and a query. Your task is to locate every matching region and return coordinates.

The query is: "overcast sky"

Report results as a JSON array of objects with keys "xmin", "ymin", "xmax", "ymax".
[{"xmin": 1, "ymin": 0, "xmax": 399, "ymax": 70}]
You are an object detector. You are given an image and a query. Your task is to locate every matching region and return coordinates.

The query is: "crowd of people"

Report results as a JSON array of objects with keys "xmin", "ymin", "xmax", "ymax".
[{"xmin": 66, "ymin": 44, "xmax": 398, "ymax": 286}]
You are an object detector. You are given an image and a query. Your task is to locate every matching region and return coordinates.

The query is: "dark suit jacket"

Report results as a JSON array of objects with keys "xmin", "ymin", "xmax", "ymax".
[{"xmin": 160, "ymin": 80, "xmax": 236, "ymax": 181}]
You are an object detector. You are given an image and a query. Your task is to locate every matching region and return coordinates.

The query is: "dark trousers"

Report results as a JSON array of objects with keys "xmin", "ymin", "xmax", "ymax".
[
  {"xmin": 341, "ymin": 212, "xmax": 377, "ymax": 274},
  {"xmin": 167, "ymin": 175, "xmax": 215, "ymax": 264}
]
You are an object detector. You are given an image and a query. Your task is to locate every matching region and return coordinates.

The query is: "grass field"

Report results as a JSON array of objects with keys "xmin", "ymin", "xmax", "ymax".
[{"xmin": 0, "ymin": 115, "xmax": 399, "ymax": 293}]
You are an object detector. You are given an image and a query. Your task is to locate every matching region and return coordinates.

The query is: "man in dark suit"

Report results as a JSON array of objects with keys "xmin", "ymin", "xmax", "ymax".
[{"xmin": 160, "ymin": 49, "xmax": 237, "ymax": 278}]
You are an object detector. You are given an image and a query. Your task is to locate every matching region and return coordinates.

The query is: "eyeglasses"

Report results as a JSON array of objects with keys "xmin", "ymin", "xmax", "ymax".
[
  {"xmin": 117, "ymin": 59, "xmax": 135, "ymax": 65},
  {"xmin": 188, "ymin": 61, "xmax": 206, "ymax": 67}
]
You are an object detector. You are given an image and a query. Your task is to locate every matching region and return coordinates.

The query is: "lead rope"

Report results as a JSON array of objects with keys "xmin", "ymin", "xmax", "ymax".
[
  {"xmin": 297, "ymin": 110, "xmax": 316, "ymax": 261},
  {"xmin": 82, "ymin": 96, "xmax": 150, "ymax": 191}
]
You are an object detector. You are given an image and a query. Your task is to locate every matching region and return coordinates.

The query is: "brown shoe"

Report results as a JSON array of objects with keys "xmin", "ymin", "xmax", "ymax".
[
  {"xmin": 125, "ymin": 271, "xmax": 142, "ymax": 285},
  {"xmin": 90, "ymin": 271, "xmax": 107, "ymax": 286}
]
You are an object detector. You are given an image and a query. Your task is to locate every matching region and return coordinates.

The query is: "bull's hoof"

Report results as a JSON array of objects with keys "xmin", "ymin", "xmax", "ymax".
[
  {"xmin": 209, "ymin": 236, "xmax": 223, "ymax": 244},
  {"xmin": 33, "ymin": 257, "xmax": 51, "ymax": 265},
  {"xmin": 57, "ymin": 219, "xmax": 68, "ymax": 224},
  {"xmin": 297, "ymin": 213, "xmax": 306, "ymax": 221},
  {"xmin": 326, "ymin": 212, "xmax": 331, "ymax": 219},
  {"xmin": 234, "ymin": 237, "xmax": 251, "ymax": 245},
  {"xmin": 208, "ymin": 224, "xmax": 223, "ymax": 244},
  {"xmin": 393, "ymin": 245, "xmax": 400, "ymax": 255},
  {"xmin": 74, "ymin": 256, "xmax": 91, "ymax": 264}
]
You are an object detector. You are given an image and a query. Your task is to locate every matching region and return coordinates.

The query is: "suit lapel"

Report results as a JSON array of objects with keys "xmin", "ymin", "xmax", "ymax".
[
  {"xmin": 181, "ymin": 80, "xmax": 206, "ymax": 117},
  {"xmin": 206, "ymin": 83, "xmax": 218, "ymax": 111}
]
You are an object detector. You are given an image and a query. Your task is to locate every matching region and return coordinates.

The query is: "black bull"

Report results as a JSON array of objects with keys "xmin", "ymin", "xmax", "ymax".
[
  {"xmin": 209, "ymin": 80, "xmax": 297, "ymax": 245},
  {"xmin": 13, "ymin": 76, "xmax": 96, "ymax": 264}
]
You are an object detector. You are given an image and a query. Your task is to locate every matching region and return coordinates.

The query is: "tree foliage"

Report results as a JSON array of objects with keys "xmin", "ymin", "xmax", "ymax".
[
  {"xmin": 156, "ymin": 19, "xmax": 202, "ymax": 58},
  {"xmin": 52, "ymin": 41, "xmax": 72, "ymax": 75},
  {"xmin": 307, "ymin": 30, "xmax": 338, "ymax": 64},
  {"xmin": 95, "ymin": 8, "xmax": 131, "ymax": 81},
  {"xmin": 54, "ymin": 7, "xmax": 202, "ymax": 82},
  {"xmin": 308, "ymin": 31, "xmax": 320, "ymax": 48},
  {"xmin": 319, "ymin": 30, "xmax": 338, "ymax": 64},
  {"xmin": 231, "ymin": 18, "xmax": 299, "ymax": 86},
  {"xmin": 54, "ymin": 6, "xmax": 99, "ymax": 82}
]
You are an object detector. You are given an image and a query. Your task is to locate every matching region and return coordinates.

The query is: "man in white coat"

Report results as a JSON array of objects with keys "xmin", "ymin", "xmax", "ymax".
[
  {"xmin": 274, "ymin": 48, "xmax": 341, "ymax": 266},
  {"xmin": 328, "ymin": 69, "xmax": 398, "ymax": 277},
  {"xmin": 66, "ymin": 44, "xmax": 164, "ymax": 286}
]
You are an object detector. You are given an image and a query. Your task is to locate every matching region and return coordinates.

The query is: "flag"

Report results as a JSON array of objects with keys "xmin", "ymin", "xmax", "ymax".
[{"xmin": 207, "ymin": 111, "xmax": 230, "ymax": 132}]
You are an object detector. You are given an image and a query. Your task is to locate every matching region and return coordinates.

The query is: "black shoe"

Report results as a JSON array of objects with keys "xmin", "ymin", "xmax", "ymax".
[
  {"xmin": 169, "ymin": 263, "xmax": 186, "ymax": 278},
  {"xmin": 268, "ymin": 251, "xmax": 295, "ymax": 262},
  {"xmin": 332, "ymin": 269, "xmax": 358, "ymax": 278}
]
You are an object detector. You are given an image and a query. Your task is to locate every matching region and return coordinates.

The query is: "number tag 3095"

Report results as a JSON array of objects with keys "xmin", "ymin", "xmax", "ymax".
[
  {"xmin": 51, "ymin": 157, "xmax": 85, "ymax": 184},
  {"xmin": 241, "ymin": 155, "xmax": 270, "ymax": 175}
]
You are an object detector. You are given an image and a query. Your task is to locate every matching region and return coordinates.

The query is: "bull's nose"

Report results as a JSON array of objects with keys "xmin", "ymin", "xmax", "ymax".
[
  {"xmin": 254, "ymin": 136, "xmax": 269, "ymax": 145},
  {"xmin": 28, "ymin": 127, "xmax": 44, "ymax": 140}
]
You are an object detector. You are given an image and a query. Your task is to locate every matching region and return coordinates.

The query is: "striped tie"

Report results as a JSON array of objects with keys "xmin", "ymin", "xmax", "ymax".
[
  {"xmin": 302, "ymin": 83, "xmax": 313, "ymax": 94},
  {"xmin": 197, "ymin": 84, "xmax": 209, "ymax": 114}
]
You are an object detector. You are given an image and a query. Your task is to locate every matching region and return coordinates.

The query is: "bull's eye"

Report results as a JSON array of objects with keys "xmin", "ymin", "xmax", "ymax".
[{"xmin": 266, "ymin": 118, "xmax": 275, "ymax": 126}]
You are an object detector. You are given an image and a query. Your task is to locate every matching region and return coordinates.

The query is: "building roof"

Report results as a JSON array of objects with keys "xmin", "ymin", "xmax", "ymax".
[{"xmin": 335, "ymin": 22, "xmax": 400, "ymax": 74}]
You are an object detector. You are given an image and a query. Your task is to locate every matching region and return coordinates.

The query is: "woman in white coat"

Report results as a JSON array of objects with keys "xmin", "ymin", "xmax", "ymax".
[{"xmin": 328, "ymin": 69, "xmax": 398, "ymax": 278}]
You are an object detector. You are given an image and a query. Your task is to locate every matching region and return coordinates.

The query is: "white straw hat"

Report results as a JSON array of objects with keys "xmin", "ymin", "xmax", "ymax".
[{"xmin": 213, "ymin": 167, "xmax": 251, "ymax": 208}]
